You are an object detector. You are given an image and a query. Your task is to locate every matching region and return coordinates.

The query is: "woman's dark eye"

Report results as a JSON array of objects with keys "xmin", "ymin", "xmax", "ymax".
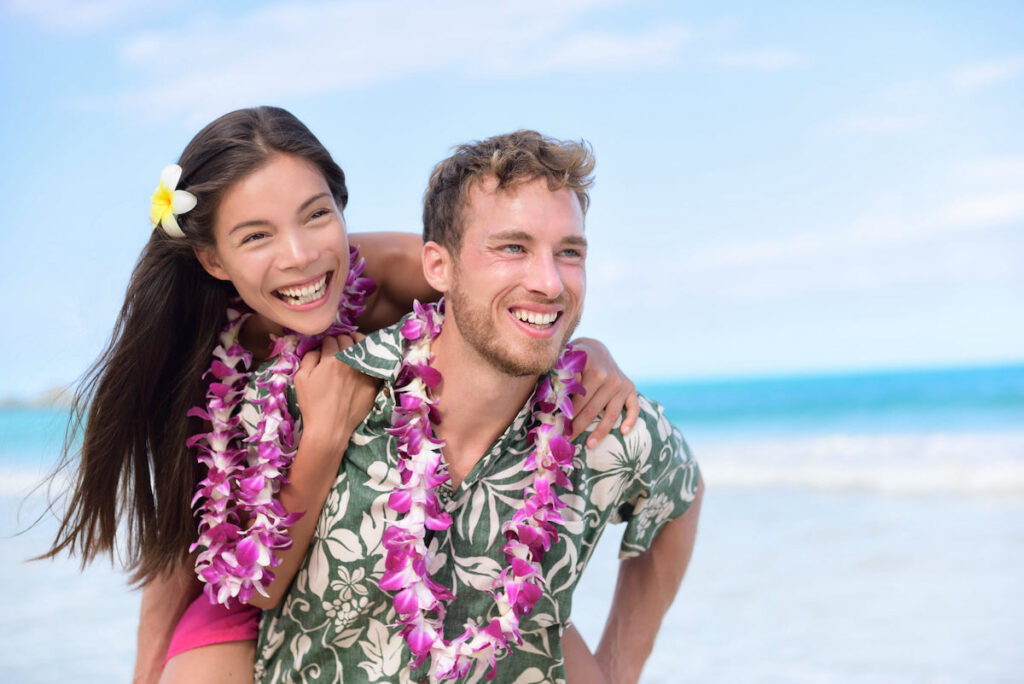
[
  {"xmin": 310, "ymin": 208, "xmax": 330, "ymax": 221},
  {"xmin": 242, "ymin": 232, "xmax": 266, "ymax": 244}
]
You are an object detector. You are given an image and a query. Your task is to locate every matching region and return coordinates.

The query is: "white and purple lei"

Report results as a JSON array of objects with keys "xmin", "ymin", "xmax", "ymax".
[
  {"xmin": 188, "ymin": 245, "xmax": 375, "ymax": 606},
  {"xmin": 380, "ymin": 299, "xmax": 587, "ymax": 680}
]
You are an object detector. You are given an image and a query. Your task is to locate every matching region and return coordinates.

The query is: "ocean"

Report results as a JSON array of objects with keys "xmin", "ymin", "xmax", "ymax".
[{"xmin": 2, "ymin": 363, "xmax": 1022, "ymax": 682}]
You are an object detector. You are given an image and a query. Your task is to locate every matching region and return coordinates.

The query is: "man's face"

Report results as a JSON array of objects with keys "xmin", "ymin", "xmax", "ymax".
[{"xmin": 444, "ymin": 176, "xmax": 587, "ymax": 376}]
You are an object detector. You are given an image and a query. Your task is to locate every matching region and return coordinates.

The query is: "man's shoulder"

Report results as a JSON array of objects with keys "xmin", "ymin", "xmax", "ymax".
[
  {"xmin": 335, "ymin": 312, "xmax": 414, "ymax": 380},
  {"xmin": 578, "ymin": 392, "xmax": 692, "ymax": 460}
]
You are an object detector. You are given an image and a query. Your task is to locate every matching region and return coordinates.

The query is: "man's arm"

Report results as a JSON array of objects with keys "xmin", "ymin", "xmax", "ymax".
[{"xmin": 595, "ymin": 477, "xmax": 704, "ymax": 684}]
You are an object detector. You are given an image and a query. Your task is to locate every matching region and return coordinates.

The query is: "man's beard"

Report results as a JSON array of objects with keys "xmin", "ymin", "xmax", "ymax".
[{"xmin": 446, "ymin": 276, "xmax": 581, "ymax": 378}]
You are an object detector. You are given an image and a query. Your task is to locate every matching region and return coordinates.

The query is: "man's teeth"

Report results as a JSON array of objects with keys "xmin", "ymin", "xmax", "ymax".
[
  {"xmin": 277, "ymin": 275, "xmax": 328, "ymax": 305},
  {"xmin": 512, "ymin": 309, "xmax": 558, "ymax": 327}
]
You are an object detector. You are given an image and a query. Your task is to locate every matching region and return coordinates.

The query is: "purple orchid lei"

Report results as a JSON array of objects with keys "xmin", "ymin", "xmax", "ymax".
[
  {"xmin": 380, "ymin": 300, "xmax": 587, "ymax": 680},
  {"xmin": 188, "ymin": 245, "xmax": 376, "ymax": 607}
]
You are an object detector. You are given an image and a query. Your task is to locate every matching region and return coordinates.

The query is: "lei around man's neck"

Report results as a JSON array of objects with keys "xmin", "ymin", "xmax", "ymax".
[{"xmin": 379, "ymin": 299, "xmax": 589, "ymax": 680}]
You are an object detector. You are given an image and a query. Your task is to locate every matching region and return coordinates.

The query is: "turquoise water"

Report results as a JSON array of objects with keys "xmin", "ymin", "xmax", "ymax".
[
  {"xmin": 0, "ymin": 407, "xmax": 69, "ymax": 465},
  {"xmin": 5, "ymin": 363, "xmax": 1023, "ymax": 498},
  {"xmin": 639, "ymin": 362, "xmax": 1024, "ymax": 438},
  {"xmin": 6, "ymin": 362, "xmax": 1023, "ymax": 462}
]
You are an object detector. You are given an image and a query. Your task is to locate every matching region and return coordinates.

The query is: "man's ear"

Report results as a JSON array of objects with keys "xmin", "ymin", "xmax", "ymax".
[
  {"xmin": 422, "ymin": 240, "xmax": 453, "ymax": 293},
  {"xmin": 194, "ymin": 247, "xmax": 230, "ymax": 281}
]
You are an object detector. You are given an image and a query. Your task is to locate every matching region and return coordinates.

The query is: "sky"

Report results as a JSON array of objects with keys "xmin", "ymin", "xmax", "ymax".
[{"xmin": 0, "ymin": 0, "xmax": 1022, "ymax": 402}]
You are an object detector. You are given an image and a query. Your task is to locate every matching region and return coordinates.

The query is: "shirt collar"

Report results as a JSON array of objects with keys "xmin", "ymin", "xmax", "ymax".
[{"xmin": 334, "ymin": 311, "xmax": 411, "ymax": 381}]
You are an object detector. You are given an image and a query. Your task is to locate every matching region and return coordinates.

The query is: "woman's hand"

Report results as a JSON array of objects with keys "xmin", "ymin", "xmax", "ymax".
[
  {"xmin": 569, "ymin": 337, "xmax": 639, "ymax": 448},
  {"xmin": 294, "ymin": 333, "xmax": 379, "ymax": 459},
  {"xmin": 247, "ymin": 333, "xmax": 380, "ymax": 610}
]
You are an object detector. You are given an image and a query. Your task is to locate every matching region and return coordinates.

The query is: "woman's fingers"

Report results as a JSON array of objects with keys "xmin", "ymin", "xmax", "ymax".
[
  {"xmin": 570, "ymin": 381, "xmax": 613, "ymax": 441},
  {"xmin": 570, "ymin": 376, "xmax": 638, "ymax": 447},
  {"xmin": 586, "ymin": 391, "xmax": 626, "ymax": 448},
  {"xmin": 332, "ymin": 331, "xmax": 363, "ymax": 351},
  {"xmin": 621, "ymin": 388, "xmax": 639, "ymax": 435},
  {"xmin": 296, "ymin": 348, "xmax": 321, "ymax": 378},
  {"xmin": 319, "ymin": 334, "xmax": 341, "ymax": 357}
]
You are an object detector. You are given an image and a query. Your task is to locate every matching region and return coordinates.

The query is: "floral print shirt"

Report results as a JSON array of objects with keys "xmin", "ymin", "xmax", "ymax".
[{"xmin": 254, "ymin": 315, "xmax": 700, "ymax": 683}]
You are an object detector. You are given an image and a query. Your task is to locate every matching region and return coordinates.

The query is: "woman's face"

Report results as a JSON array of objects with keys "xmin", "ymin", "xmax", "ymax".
[{"xmin": 196, "ymin": 153, "xmax": 350, "ymax": 338}]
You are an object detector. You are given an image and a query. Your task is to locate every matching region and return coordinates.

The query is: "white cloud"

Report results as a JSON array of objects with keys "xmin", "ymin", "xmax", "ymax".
[
  {"xmin": 834, "ymin": 113, "xmax": 929, "ymax": 135},
  {"xmin": 584, "ymin": 184, "xmax": 1024, "ymax": 312},
  {"xmin": 108, "ymin": 0, "xmax": 690, "ymax": 123},
  {"xmin": 476, "ymin": 25, "xmax": 691, "ymax": 76},
  {"xmin": 951, "ymin": 54, "xmax": 1024, "ymax": 89},
  {"xmin": 688, "ymin": 191, "xmax": 1024, "ymax": 272},
  {"xmin": 707, "ymin": 47, "xmax": 803, "ymax": 71},
  {"xmin": 960, "ymin": 157, "xmax": 1024, "ymax": 184},
  {"xmin": 3, "ymin": 0, "xmax": 158, "ymax": 32},
  {"xmin": 941, "ymin": 193, "xmax": 1024, "ymax": 228}
]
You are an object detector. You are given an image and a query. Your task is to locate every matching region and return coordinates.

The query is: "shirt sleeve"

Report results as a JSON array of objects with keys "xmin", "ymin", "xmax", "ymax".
[{"xmin": 581, "ymin": 395, "xmax": 700, "ymax": 558}]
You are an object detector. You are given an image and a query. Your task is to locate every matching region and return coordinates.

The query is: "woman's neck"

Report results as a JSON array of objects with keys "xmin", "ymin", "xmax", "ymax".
[{"xmin": 238, "ymin": 313, "xmax": 284, "ymax": 365}]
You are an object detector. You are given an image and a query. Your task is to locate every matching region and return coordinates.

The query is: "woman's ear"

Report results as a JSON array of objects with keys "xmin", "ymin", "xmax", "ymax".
[
  {"xmin": 421, "ymin": 240, "xmax": 452, "ymax": 294},
  {"xmin": 194, "ymin": 247, "xmax": 230, "ymax": 281}
]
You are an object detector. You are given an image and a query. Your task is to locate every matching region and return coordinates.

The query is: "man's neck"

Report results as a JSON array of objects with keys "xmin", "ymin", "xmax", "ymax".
[{"xmin": 429, "ymin": 328, "xmax": 538, "ymax": 490}]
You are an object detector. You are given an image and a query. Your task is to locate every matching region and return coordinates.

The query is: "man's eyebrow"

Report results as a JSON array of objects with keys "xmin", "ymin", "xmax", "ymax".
[
  {"xmin": 228, "ymin": 193, "xmax": 331, "ymax": 235},
  {"xmin": 489, "ymin": 230, "xmax": 534, "ymax": 242},
  {"xmin": 487, "ymin": 231, "xmax": 588, "ymax": 248}
]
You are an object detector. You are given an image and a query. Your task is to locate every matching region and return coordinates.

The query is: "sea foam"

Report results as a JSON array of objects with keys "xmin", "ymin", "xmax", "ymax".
[{"xmin": 694, "ymin": 430, "xmax": 1024, "ymax": 496}]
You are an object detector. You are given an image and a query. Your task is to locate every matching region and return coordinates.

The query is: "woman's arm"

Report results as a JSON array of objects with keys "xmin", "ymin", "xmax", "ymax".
[
  {"xmin": 132, "ymin": 563, "xmax": 202, "ymax": 684},
  {"xmin": 568, "ymin": 337, "xmax": 640, "ymax": 448},
  {"xmin": 247, "ymin": 334, "xmax": 381, "ymax": 610},
  {"xmin": 350, "ymin": 231, "xmax": 439, "ymax": 332}
]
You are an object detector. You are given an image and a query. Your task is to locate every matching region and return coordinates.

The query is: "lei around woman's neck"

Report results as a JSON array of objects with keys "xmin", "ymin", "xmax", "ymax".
[{"xmin": 189, "ymin": 246, "xmax": 375, "ymax": 606}]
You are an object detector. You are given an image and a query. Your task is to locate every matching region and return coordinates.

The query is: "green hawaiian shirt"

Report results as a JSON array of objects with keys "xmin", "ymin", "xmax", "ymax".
[{"xmin": 254, "ymin": 314, "xmax": 700, "ymax": 683}]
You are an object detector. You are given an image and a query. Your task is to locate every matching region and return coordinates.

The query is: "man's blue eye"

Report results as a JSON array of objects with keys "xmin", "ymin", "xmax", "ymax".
[{"xmin": 504, "ymin": 245, "xmax": 523, "ymax": 253}]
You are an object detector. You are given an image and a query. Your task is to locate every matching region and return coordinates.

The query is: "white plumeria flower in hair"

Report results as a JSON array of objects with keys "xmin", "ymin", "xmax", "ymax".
[{"xmin": 149, "ymin": 164, "xmax": 197, "ymax": 238}]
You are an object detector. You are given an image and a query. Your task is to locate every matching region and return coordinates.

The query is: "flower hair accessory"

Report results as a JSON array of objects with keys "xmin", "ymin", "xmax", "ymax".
[{"xmin": 150, "ymin": 163, "xmax": 197, "ymax": 238}]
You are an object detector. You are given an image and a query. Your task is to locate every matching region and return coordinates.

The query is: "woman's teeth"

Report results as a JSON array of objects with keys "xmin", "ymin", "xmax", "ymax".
[
  {"xmin": 512, "ymin": 309, "xmax": 558, "ymax": 328},
  {"xmin": 276, "ymin": 274, "xmax": 328, "ymax": 305}
]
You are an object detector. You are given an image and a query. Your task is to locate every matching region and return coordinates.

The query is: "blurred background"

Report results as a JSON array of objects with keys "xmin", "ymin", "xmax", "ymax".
[{"xmin": 1, "ymin": 1, "xmax": 1021, "ymax": 681}]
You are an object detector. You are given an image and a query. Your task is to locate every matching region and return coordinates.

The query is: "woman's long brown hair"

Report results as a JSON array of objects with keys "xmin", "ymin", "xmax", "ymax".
[{"xmin": 39, "ymin": 106, "xmax": 348, "ymax": 584}]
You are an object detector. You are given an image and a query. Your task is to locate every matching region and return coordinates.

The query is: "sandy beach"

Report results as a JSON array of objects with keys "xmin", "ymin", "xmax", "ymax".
[{"xmin": 5, "ymin": 474, "xmax": 1023, "ymax": 682}]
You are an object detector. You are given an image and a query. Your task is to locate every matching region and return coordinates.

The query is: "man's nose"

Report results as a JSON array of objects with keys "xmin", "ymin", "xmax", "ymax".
[{"xmin": 524, "ymin": 251, "xmax": 564, "ymax": 299}]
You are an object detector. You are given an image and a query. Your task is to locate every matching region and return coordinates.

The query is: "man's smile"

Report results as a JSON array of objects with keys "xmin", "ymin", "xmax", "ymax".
[{"xmin": 510, "ymin": 307, "xmax": 560, "ymax": 329}]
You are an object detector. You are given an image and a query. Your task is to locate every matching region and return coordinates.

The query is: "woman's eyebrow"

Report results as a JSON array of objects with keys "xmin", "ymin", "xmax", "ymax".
[{"xmin": 228, "ymin": 193, "xmax": 331, "ymax": 235}]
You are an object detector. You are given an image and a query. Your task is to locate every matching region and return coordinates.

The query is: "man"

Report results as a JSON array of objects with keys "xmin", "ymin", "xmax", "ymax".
[{"xmin": 255, "ymin": 130, "xmax": 703, "ymax": 683}]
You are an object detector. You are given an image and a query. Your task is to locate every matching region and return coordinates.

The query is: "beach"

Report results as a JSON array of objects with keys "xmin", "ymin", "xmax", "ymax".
[{"xmin": 3, "ymin": 365, "xmax": 1023, "ymax": 682}]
